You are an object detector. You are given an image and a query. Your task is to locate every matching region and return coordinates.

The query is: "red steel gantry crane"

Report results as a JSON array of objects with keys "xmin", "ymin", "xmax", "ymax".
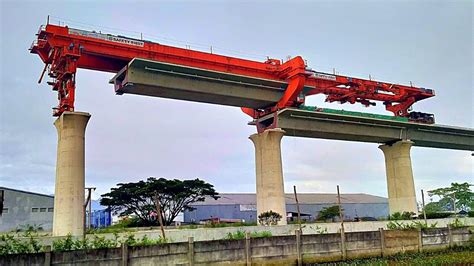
[{"xmin": 30, "ymin": 23, "xmax": 435, "ymax": 123}]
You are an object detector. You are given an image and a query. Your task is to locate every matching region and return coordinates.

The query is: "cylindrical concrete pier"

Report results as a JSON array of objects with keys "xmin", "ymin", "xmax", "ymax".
[
  {"xmin": 52, "ymin": 111, "xmax": 91, "ymax": 236},
  {"xmin": 379, "ymin": 140, "xmax": 417, "ymax": 215},
  {"xmin": 249, "ymin": 128, "xmax": 287, "ymax": 225}
]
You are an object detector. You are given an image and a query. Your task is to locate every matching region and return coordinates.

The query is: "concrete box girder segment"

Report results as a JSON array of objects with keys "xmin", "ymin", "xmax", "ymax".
[
  {"xmin": 257, "ymin": 108, "xmax": 474, "ymax": 151},
  {"xmin": 110, "ymin": 58, "xmax": 314, "ymax": 109}
]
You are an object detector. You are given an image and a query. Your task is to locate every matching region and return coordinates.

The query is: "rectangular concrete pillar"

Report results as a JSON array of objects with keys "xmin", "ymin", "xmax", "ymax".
[
  {"xmin": 249, "ymin": 128, "xmax": 287, "ymax": 225},
  {"xmin": 379, "ymin": 140, "xmax": 417, "ymax": 215},
  {"xmin": 53, "ymin": 112, "xmax": 91, "ymax": 236}
]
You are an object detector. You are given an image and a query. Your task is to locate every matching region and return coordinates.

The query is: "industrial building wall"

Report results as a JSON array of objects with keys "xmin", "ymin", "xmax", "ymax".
[
  {"xmin": 184, "ymin": 204, "xmax": 257, "ymax": 223},
  {"xmin": 184, "ymin": 203, "xmax": 389, "ymax": 223},
  {"xmin": 286, "ymin": 203, "xmax": 389, "ymax": 220},
  {"xmin": 0, "ymin": 189, "xmax": 54, "ymax": 232}
]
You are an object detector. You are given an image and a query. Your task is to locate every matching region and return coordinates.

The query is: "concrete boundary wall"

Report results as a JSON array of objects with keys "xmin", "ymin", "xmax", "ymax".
[
  {"xmin": 11, "ymin": 217, "xmax": 473, "ymax": 247},
  {"xmin": 1, "ymin": 227, "xmax": 472, "ymax": 265}
]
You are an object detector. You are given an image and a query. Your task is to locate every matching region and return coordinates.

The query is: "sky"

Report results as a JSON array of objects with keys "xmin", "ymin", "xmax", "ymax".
[{"xmin": 0, "ymin": 1, "xmax": 472, "ymax": 203}]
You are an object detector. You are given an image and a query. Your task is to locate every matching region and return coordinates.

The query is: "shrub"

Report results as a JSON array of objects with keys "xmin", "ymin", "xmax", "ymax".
[
  {"xmin": 203, "ymin": 221, "xmax": 257, "ymax": 228},
  {"xmin": 448, "ymin": 218, "xmax": 464, "ymax": 228},
  {"xmin": 308, "ymin": 224, "xmax": 328, "ymax": 234},
  {"xmin": 467, "ymin": 211, "xmax": 474, "ymax": 218},
  {"xmin": 136, "ymin": 235, "xmax": 167, "ymax": 246},
  {"xmin": 317, "ymin": 205, "xmax": 341, "ymax": 221},
  {"xmin": 52, "ymin": 234, "xmax": 76, "ymax": 251},
  {"xmin": 52, "ymin": 232, "xmax": 166, "ymax": 251},
  {"xmin": 251, "ymin": 231, "xmax": 272, "ymax": 238},
  {"xmin": 387, "ymin": 220, "xmax": 437, "ymax": 230},
  {"xmin": 422, "ymin": 212, "xmax": 452, "ymax": 219},
  {"xmin": 258, "ymin": 210, "xmax": 282, "ymax": 226},
  {"xmin": 0, "ymin": 232, "xmax": 43, "ymax": 255},
  {"xmin": 389, "ymin": 211, "xmax": 415, "ymax": 220},
  {"xmin": 223, "ymin": 230, "xmax": 272, "ymax": 240},
  {"xmin": 15, "ymin": 224, "xmax": 44, "ymax": 233},
  {"xmin": 224, "ymin": 230, "xmax": 246, "ymax": 240},
  {"xmin": 90, "ymin": 234, "xmax": 118, "ymax": 249}
]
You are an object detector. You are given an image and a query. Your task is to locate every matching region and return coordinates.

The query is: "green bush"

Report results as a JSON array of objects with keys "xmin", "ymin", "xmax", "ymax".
[
  {"xmin": 387, "ymin": 220, "xmax": 438, "ymax": 230},
  {"xmin": 467, "ymin": 211, "xmax": 474, "ymax": 218},
  {"xmin": 448, "ymin": 218, "xmax": 465, "ymax": 228},
  {"xmin": 389, "ymin": 211, "xmax": 416, "ymax": 220},
  {"xmin": 223, "ymin": 230, "xmax": 272, "ymax": 240},
  {"xmin": 14, "ymin": 224, "xmax": 44, "ymax": 233},
  {"xmin": 251, "ymin": 231, "xmax": 272, "ymax": 238},
  {"xmin": 308, "ymin": 224, "xmax": 328, "ymax": 234},
  {"xmin": 258, "ymin": 210, "xmax": 282, "ymax": 226},
  {"xmin": 52, "ymin": 234, "xmax": 79, "ymax": 251},
  {"xmin": 203, "ymin": 221, "xmax": 257, "ymax": 228},
  {"xmin": 0, "ymin": 232, "xmax": 43, "ymax": 255},
  {"xmin": 224, "ymin": 230, "xmax": 246, "ymax": 240},
  {"xmin": 423, "ymin": 212, "xmax": 452, "ymax": 219},
  {"xmin": 52, "ymin": 233, "xmax": 167, "ymax": 252}
]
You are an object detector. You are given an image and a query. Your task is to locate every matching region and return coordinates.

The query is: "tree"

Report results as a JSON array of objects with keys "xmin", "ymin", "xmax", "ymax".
[
  {"xmin": 258, "ymin": 210, "xmax": 282, "ymax": 226},
  {"xmin": 423, "ymin": 202, "xmax": 443, "ymax": 213},
  {"xmin": 428, "ymin": 182, "xmax": 473, "ymax": 212},
  {"xmin": 317, "ymin": 205, "xmax": 341, "ymax": 221},
  {"xmin": 101, "ymin": 177, "xmax": 219, "ymax": 226}
]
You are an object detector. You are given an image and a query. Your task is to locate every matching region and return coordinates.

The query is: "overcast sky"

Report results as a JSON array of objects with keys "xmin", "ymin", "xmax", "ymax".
[{"xmin": 0, "ymin": 1, "xmax": 472, "ymax": 202}]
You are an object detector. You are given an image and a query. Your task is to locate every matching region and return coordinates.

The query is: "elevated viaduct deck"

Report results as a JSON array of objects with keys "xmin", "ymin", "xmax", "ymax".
[{"xmin": 256, "ymin": 109, "xmax": 474, "ymax": 151}]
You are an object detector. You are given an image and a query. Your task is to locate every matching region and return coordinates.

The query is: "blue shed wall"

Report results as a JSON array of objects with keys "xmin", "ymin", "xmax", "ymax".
[{"xmin": 184, "ymin": 203, "xmax": 388, "ymax": 223}]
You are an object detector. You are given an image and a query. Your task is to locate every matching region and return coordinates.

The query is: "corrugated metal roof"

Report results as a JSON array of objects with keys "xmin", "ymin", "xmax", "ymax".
[
  {"xmin": 0, "ymin": 186, "xmax": 54, "ymax": 198},
  {"xmin": 191, "ymin": 193, "xmax": 387, "ymax": 206}
]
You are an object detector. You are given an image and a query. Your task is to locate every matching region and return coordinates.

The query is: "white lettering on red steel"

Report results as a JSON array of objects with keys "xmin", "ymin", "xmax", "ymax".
[
  {"xmin": 314, "ymin": 72, "xmax": 337, "ymax": 81},
  {"xmin": 68, "ymin": 28, "xmax": 144, "ymax": 47}
]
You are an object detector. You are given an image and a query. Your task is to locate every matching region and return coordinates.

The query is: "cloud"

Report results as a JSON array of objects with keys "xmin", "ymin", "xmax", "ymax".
[{"xmin": 0, "ymin": 1, "xmax": 472, "ymax": 202}]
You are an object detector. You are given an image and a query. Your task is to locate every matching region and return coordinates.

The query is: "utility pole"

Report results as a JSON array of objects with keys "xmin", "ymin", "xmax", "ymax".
[
  {"xmin": 337, "ymin": 185, "xmax": 344, "ymax": 231},
  {"xmin": 84, "ymin": 187, "xmax": 96, "ymax": 239},
  {"xmin": 293, "ymin": 185, "xmax": 302, "ymax": 232},
  {"xmin": 453, "ymin": 193, "xmax": 456, "ymax": 216},
  {"xmin": 154, "ymin": 192, "xmax": 166, "ymax": 239},
  {"xmin": 421, "ymin": 189, "xmax": 427, "ymax": 224},
  {"xmin": 337, "ymin": 185, "xmax": 346, "ymax": 260}
]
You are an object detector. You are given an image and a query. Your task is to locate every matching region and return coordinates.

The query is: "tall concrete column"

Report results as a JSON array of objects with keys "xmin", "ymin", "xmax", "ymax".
[
  {"xmin": 379, "ymin": 140, "xmax": 417, "ymax": 215},
  {"xmin": 53, "ymin": 112, "xmax": 91, "ymax": 236},
  {"xmin": 249, "ymin": 128, "xmax": 287, "ymax": 225}
]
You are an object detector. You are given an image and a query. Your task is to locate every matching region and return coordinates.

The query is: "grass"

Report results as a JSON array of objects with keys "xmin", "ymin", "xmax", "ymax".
[
  {"xmin": 315, "ymin": 246, "xmax": 474, "ymax": 265},
  {"xmin": 223, "ymin": 230, "xmax": 272, "ymax": 240}
]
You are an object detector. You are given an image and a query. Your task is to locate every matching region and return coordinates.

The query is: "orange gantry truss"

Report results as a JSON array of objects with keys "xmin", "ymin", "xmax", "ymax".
[{"xmin": 30, "ymin": 23, "xmax": 434, "ymax": 120}]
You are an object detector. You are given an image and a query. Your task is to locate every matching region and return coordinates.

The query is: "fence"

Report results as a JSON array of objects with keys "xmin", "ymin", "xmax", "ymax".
[{"xmin": 1, "ymin": 226, "xmax": 471, "ymax": 265}]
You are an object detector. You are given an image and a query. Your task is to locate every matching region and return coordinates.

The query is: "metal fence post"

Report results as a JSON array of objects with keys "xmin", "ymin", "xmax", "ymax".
[
  {"xmin": 188, "ymin": 237, "xmax": 195, "ymax": 266},
  {"xmin": 340, "ymin": 227, "xmax": 347, "ymax": 260},
  {"xmin": 245, "ymin": 232, "xmax": 251, "ymax": 266},
  {"xmin": 417, "ymin": 228, "xmax": 423, "ymax": 252},
  {"xmin": 296, "ymin": 229, "xmax": 302, "ymax": 266},
  {"xmin": 447, "ymin": 225, "xmax": 453, "ymax": 248},
  {"xmin": 121, "ymin": 243, "xmax": 128, "ymax": 266},
  {"xmin": 44, "ymin": 245, "xmax": 51, "ymax": 266},
  {"xmin": 379, "ymin": 228, "xmax": 385, "ymax": 257}
]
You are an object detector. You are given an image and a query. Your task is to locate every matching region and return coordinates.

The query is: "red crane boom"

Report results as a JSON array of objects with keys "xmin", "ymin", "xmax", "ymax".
[{"xmin": 30, "ymin": 23, "xmax": 435, "ymax": 121}]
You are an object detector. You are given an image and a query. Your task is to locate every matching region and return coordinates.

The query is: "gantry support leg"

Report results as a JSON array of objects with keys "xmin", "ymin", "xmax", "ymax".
[
  {"xmin": 52, "ymin": 112, "xmax": 91, "ymax": 236},
  {"xmin": 249, "ymin": 128, "xmax": 287, "ymax": 225},
  {"xmin": 379, "ymin": 140, "xmax": 418, "ymax": 215}
]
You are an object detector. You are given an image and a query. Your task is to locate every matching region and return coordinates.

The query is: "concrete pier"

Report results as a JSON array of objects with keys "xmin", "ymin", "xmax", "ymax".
[
  {"xmin": 249, "ymin": 128, "xmax": 287, "ymax": 225},
  {"xmin": 379, "ymin": 140, "xmax": 417, "ymax": 215},
  {"xmin": 52, "ymin": 112, "xmax": 91, "ymax": 236}
]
